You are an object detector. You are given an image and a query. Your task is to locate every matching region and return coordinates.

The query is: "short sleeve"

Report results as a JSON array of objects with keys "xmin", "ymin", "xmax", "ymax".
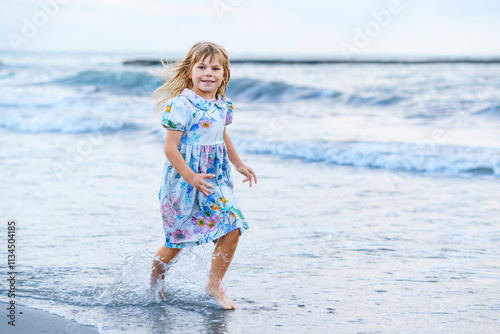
[
  {"xmin": 225, "ymin": 97, "xmax": 234, "ymax": 126},
  {"xmin": 161, "ymin": 97, "xmax": 189, "ymax": 131}
]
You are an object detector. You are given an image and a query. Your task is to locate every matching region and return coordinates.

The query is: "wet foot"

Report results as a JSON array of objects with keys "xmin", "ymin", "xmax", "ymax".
[
  {"xmin": 205, "ymin": 283, "xmax": 235, "ymax": 310},
  {"xmin": 148, "ymin": 284, "xmax": 164, "ymax": 300}
]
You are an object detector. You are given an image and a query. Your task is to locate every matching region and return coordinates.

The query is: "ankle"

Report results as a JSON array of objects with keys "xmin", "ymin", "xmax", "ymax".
[{"xmin": 206, "ymin": 280, "xmax": 223, "ymax": 290}]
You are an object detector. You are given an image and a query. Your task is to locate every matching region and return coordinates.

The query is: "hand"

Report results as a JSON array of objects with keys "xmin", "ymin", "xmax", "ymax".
[
  {"xmin": 235, "ymin": 164, "xmax": 257, "ymax": 187},
  {"xmin": 186, "ymin": 173, "xmax": 215, "ymax": 196}
]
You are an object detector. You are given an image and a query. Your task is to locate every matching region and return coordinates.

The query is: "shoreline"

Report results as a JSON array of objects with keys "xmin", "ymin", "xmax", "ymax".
[{"xmin": 0, "ymin": 302, "xmax": 99, "ymax": 334}]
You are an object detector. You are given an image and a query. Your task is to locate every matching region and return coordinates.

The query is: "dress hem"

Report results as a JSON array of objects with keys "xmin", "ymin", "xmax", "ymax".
[{"xmin": 164, "ymin": 225, "xmax": 248, "ymax": 249}]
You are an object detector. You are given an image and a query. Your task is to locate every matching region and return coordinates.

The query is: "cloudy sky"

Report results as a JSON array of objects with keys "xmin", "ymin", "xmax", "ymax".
[{"xmin": 1, "ymin": 0, "xmax": 499, "ymax": 57}]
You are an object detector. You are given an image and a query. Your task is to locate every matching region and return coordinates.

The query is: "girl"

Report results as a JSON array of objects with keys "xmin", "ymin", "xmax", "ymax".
[{"xmin": 149, "ymin": 41, "xmax": 257, "ymax": 310}]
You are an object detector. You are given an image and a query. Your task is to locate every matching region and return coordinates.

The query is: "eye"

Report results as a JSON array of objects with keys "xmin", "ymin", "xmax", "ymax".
[{"xmin": 198, "ymin": 66, "xmax": 205, "ymax": 69}]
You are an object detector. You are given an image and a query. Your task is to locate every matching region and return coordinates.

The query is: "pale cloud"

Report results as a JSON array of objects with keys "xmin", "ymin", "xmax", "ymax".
[
  {"xmin": 80, "ymin": 0, "xmax": 217, "ymax": 18},
  {"xmin": 1, "ymin": 0, "xmax": 499, "ymax": 56}
]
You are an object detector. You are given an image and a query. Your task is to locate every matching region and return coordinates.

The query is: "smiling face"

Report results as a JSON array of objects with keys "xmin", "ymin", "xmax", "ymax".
[{"xmin": 189, "ymin": 56, "xmax": 224, "ymax": 100}]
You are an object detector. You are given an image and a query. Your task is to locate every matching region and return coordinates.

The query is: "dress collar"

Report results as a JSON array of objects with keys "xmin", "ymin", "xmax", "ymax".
[{"xmin": 181, "ymin": 88, "xmax": 224, "ymax": 110}]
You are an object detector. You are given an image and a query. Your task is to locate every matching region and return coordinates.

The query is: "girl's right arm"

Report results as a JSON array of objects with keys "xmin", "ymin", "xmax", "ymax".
[{"xmin": 164, "ymin": 130, "xmax": 215, "ymax": 196}]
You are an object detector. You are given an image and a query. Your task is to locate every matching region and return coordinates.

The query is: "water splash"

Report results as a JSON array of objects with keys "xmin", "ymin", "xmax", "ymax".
[{"xmin": 94, "ymin": 245, "xmax": 226, "ymax": 310}]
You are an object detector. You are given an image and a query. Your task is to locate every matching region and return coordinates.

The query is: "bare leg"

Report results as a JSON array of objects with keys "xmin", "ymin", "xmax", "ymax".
[
  {"xmin": 150, "ymin": 245, "xmax": 181, "ymax": 298},
  {"xmin": 206, "ymin": 229, "xmax": 240, "ymax": 309}
]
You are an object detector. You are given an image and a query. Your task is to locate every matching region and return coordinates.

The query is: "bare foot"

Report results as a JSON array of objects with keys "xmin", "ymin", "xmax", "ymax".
[
  {"xmin": 148, "ymin": 284, "xmax": 165, "ymax": 300},
  {"xmin": 205, "ymin": 283, "xmax": 235, "ymax": 310}
]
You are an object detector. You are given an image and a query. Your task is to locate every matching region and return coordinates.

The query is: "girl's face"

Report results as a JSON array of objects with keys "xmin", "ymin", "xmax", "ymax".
[{"xmin": 189, "ymin": 56, "xmax": 224, "ymax": 100}]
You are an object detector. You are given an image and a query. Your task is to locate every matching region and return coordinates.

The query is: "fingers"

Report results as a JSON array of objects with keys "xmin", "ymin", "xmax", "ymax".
[
  {"xmin": 205, "ymin": 181, "xmax": 215, "ymax": 190},
  {"xmin": 242, "ymin": 175, "xmax": 254, "ymax": 187},
  {"xmin": 203, "ymin": 181, "xmax": 215, "ymax": 189},
  {"xmin": 241, "ymin": 168, "xmax": 257, "ymax": 187},
  {"xmin": 196, "ymin": 168, "xmax": 258, "ymax": 194},
  {"xmin": 199, "ymin": 184, "xmax": 213, "ymax": 196},
  {"xmin": 202, "ymin": 174, "xmax": 215, "ymax": 188},
  {"xmin": 196, "ymin": 174, "xmax": 215, "ymax": 196},
  {"xmin": 249, "ymin": 168, "xmax": 257, "ymax": 184},
  {"xmin": 201, "ymin": 181, "xmax": 214, "ymax": 195}
]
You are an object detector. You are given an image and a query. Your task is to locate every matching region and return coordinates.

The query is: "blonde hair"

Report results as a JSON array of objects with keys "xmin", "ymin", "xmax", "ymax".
[{"xmin": 153, "ymin": 41, "xmax": 231, "ymax": 113}]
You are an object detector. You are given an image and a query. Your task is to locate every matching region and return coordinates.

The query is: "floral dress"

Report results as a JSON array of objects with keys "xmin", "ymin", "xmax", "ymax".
[{"xmin": 158, "ymin": 88, "xmax": 249, "ymax": 248}]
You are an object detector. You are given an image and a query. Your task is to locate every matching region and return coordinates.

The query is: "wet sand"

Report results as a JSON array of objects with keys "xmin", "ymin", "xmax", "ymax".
[{"xmin": 0, "ymin": 302, "xmax": 98, "ymax": 334}]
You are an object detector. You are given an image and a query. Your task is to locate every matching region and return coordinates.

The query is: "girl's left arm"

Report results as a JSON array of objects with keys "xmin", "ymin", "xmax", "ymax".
[{"xmin": 223, "ymin": 127, "xmax": 257, "ymax": 187}]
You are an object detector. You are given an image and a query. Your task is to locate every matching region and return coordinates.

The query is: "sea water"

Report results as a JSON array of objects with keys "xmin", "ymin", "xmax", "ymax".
[{"xmin": 0, "ymin": 50, "xmax": 499, "ymax": 333}]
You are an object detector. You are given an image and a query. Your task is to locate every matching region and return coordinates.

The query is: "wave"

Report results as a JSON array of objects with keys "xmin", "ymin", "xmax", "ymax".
[
  {"xmin": 226, "ymin": 78, "xmax": 342, "ymax": 102},
  {"xmin": 473, "ymin": 104, "xmax": 500, "ymax": 117},
  {"xmin": 0, "ymin": 111, "xmax": 139, "ymax": 133},
  {"xmin": 234, "ymin": 138, "xmax": 500, "ymax": 177},
  {"xmin": 43, "ymin": 70, "xmax": 344, "ymax": 102},
  {"xmin": 41, "ymin": 70, "xmax": 411, "ymax": 106},
  {"xmin": 34, "ymin": 69, "xmax": 495, "ymax": 112},
  {"xmin": 230, "ymin": 77, "xmax": 404, "ymax": 105},
  {"xmin": 346, "ymin": 93, "xmax": 405, "ymax": 106},
  {"xmin": 46, "ymin": 70, "xmax": 163, "ymax": 94}
]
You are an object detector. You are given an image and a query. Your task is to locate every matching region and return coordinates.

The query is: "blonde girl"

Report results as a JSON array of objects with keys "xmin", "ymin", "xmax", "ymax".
[{"xmin": 149, "ymin": 41, "xmax": 257, "ymax": 309}]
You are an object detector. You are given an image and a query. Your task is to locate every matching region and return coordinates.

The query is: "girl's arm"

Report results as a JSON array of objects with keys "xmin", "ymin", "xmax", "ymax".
[
  {"xmin": 223, "ymin": 127, "xmax": 257, "ymax": 187},
  {"xmin": 222, "ymin": 127, "xmax": 243, "ymax": 169},
  {"xmin": 164, "ymin": 130, "xmax": 215, "ymax": 196}
]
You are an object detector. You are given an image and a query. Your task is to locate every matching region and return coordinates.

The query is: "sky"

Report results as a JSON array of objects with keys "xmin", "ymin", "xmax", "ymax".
[{"xmin": 1, "ymin": 0, "xmax": 500, "ymax": 58}]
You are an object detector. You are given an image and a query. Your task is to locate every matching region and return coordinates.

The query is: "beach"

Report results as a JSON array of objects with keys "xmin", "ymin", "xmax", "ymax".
[
  {"xmin": 1, "ymin": 50, "xmax": 500, "ymax": 333},
  {"xmin": 0, "ymin": 302, "xmax": 98, "ymax": 333}
]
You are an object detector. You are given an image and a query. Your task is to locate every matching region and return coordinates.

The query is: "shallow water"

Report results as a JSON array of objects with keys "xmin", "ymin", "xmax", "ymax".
[
  {"xmin": 1, "ymin": 129, "xmax": 499, "ymax": 333},
  {"xmin": 1, "ymin": 51, "xmax": 500, "ymax": 333}
]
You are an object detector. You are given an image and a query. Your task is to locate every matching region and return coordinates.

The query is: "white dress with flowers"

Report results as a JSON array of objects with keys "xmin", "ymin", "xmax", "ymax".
[{"xmin": 158, "ymin": 88, "xmax": 249, "ymax": 248}]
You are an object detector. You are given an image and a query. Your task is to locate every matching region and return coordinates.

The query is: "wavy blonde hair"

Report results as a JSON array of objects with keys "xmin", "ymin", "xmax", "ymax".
[{"xmin": 153, "ymin": 41, "xmax": 231, "ymax": 113}]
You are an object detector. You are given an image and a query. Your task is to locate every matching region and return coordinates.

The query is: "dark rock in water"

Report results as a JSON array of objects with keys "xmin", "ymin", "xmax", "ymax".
[
  {"xmin": 465, "ymin": 167, "xmax": 494, "ymax": 175},
  {"xmin": 124, "ymin": 60, "xmax": 164, "ymax": 66},
  {"xmin": 123, "ymin": 58, "xmax": 500, "ymax": 66}
]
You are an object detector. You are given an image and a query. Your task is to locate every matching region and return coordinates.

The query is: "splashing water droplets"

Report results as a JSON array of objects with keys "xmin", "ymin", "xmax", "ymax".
[{"xmin": 93, "ymin": 244, "xmax": 225, "ymax": 310}]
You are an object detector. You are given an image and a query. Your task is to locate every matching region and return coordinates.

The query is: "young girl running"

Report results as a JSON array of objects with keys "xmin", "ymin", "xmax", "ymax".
[{"xmin": 149, "ymin": 41, "xmax": 257, "ymax": 310}]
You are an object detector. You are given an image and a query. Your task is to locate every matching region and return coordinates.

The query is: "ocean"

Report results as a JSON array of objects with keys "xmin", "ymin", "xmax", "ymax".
[{"xmin": 1, "ymin": 50, "xmax": 499, "ymax": 333}]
